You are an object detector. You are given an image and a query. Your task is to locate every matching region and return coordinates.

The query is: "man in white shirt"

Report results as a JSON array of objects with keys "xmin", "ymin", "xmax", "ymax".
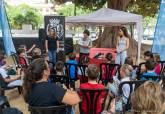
[
  {"xmin": 79, "ymin": 30, "xmax": 92, "ymax": 64},
  {"xmin": 108, "ymin": 64, "xmax": 132, "ymax": 112}
]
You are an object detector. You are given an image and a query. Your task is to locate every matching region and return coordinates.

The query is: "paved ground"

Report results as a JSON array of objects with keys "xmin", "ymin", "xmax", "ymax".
[
  {"xmin": 6, "ymin": 88, "xmax": 80, "ymax": 114},
  {"xmin": 6, "ymin": 89, "xmax": 29, "ymax": 114},
  {"xmin": 4, "ymin": 57, "xmax": 29, "ymax": 114}
]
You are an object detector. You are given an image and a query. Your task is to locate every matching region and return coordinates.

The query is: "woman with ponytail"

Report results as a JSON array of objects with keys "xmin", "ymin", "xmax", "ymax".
[{"xmin": 23, "ymin": 58, "xmax": 80, "ymax": 107}]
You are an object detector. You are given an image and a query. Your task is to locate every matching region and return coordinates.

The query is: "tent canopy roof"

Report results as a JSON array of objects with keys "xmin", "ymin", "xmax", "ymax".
[
  {"xmin": 66, "ymin": 8, "xmax": 142, "ymax": 26},
  {"xmin": 66, "ymin": 8, "xmax": 143, "ymax": 64}
]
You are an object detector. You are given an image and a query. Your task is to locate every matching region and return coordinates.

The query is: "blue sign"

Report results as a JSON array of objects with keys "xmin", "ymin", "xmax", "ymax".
[
  {"xmin": 152, "ymin": 0, "xmax": 165, "ymax": 60},
  {"xmin": 0, "ymin": 0, "xmax": 16, "ymax": 55}
]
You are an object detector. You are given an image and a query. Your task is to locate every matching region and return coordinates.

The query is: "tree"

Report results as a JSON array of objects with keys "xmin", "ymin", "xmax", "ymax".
[
  {"xmin": 53, "ymin": 0, "xmax": 160, "ymax": 17},
  {"xmin": 127, "ymin": 0, "xmax": 160, "ymax": 17},
  {"xmin": 56, "ymin": 4, "xmax": 92, "ymax": 16},
  {"xmin": 6, "ymin": 4, "xmax": 42, "ymax": 29}
]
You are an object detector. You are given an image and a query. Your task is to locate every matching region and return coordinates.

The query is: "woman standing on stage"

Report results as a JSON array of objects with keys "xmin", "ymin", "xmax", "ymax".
[
  {"xmin": 116, "ymin": 27, "xmax": 130, "ymax": 65},
  {"xmin": 45, "ymin": 28, "xmax": 59, "ymax": 63}
]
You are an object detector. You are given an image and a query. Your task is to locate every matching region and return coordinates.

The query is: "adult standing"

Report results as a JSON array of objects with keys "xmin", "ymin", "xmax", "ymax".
[
  {"xmin": 116, "ymin": 27, "xmax": 130, "ymax": 65},
  {"xmin": 79, "ymin": 30, "xmax": 92, "ymax": 64},
  {"xmin": 45, "ymin": 28, "xmax": 59, "ymax": 64}
]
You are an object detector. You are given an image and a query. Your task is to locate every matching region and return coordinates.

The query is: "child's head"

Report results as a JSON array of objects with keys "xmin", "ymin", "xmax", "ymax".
[
  {"xmin": 153, "ymin": 53, "xmax": 161, "ymax": 62},
  {"xmin": 105, "ymin": 53, "xmax": 113, "ymax": 62},
  {"xmin": 55, "ymin": 61, "xmax": 64, "ymax": 72},
  {"xmin": 120, "ymin": 64, "xmax": 131, "ymax": 79},
  {"xmin": 17, "ymin": 48, "xmax": 26, "ymax": 57},
  {"xmin": 145, "ymin": 61, "xmax": 155, "ymax": 71},
  {"xmin": 32, "ymin": 48, "xmax": 41, "ymax": 56},
  {"xmin": 19, "ymin": 45, "xmax": 27, "ymax": 51},
  {"xmin": 42, "ymin": 53, "xmax": 49, "ymax": 61},
  {"xmin": 87, "ymin": 64, "xmax": 99, "ymax": 81},
  {"xmin": 68, "ymin": 53, "xmax": 76, "ymax": 60},
  {"xmin": 131, "ymin": 81, "xmax": 165, "ymax": 114},
  {"xmin": 124, "ymin": 57, "xmax": 134, "ymax": 66},
  {"xmin": 144, "ymin": 51, "xmax": 154, "ymax": 61}
]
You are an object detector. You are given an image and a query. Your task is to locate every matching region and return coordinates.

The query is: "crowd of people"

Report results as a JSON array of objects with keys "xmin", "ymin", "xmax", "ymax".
[{"xmin": 0, "ymin": 27, "xmax": 165, "ymax": 114}]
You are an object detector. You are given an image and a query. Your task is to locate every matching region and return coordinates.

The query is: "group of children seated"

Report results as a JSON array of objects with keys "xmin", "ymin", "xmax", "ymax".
[
  {"xmin": 0, "ymin": 44, "xmax": 165, "ymax": 114},
  {"xmin": 0, "ymin": 44, "xmax": 43, "ymax": 89}
]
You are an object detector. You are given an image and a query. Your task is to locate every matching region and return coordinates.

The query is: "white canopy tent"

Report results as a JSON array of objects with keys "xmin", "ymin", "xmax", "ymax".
[{"xmin": 66, "ymin": 8, "xmax": 143, "ymax": 64}]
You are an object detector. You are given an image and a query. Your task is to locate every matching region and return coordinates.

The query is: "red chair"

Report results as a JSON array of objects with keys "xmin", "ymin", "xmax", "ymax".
[
  {"xmin": 79, "ymin": 88, "xmax": 109, "ymax": 114},
  {"xmin": 157, "ymin": 61, "xmax": 165, "ymax": 75},
  {"xmin": 99, "ymin": 63, "xmax": 121, "ymax": 85}
]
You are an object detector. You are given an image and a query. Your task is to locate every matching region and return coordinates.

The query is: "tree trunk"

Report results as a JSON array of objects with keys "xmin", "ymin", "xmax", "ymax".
[{"xmin": 97, "ymin": 0, "xmax": 140, "ymax": 62}]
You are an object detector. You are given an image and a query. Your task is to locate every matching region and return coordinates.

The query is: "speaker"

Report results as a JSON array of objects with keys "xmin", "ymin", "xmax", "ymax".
[
  {"xmin": 39, "ymin": 28, "xmax": 46, "ymax": 50},
  {"xmin": 39, "ymin": 28, "xmax": 46, "ymax": 42},
  {"xmin": 65, "ymin": 37, "xmax": 73, "ymax": 55}
]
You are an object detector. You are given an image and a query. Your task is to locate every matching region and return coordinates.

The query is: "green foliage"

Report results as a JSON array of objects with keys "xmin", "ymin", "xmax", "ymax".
[
  {"xmin": 53, "ymin": 0, "xmax": 160, "ymax": 17},
  {"xmin": 6, "ymin": 4, "xmax": 43, "ymax": 29},
  {"xmin": 54, "ymin": 0, "xmax": 106, "ymax": 10},
  {"xmin": 56, "ymin": 4, "xmax": 92, "ymax": 16},
  {"xmin": 127, "ymin": 0, "xmax": 160, "ymax": 17},
  {"xmin": 143, "ymin": 16, "xmax": 157, "ymax": 27},
  {"xmin": 75, "ymin": 0, "xmax": 107, "ymax": 10}
]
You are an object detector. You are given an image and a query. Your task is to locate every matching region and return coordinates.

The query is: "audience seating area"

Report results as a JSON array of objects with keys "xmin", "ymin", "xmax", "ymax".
[{"xmin": 1, "ymin": 51, "xmax": 165, "ymax": 114}]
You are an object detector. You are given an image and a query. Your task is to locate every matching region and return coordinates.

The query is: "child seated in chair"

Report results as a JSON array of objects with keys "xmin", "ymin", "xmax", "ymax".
[
  {"xmin": 43, "ymin": 53, "xmax": 49, "ymax": 61},
  {"xmin": 17, "ymin": 48, "xmax": 28, "ymax": 68},
  {"xmin": 80, "ymin": 64, "xmax": 105, "ymax": 114},
  {"xmin": 108, "ymin": 64, "xmax": 131, "ymax": 113},
  {"xmin": 31, "ymin": 48, "xmax": 42, "ymax": 61},
  {"xmin": 124, "ymin": 57, "xmax": 137, "ymax": 80},
  {"xmin": 140, "ymin": 51, "xmax": 154, "ymax": 74},
  {"xmin": 55, "ymin": 61, "xmax": 65, "ymax": 75},
  {"xmin": 66, "ymin": 53, "xmax": 78, "ymax": 79},
  {"xmin": 141, "ymin": 60, "xmax": 157, "ymax": 81},
  {"xmin": 19, "ymin": 44, "xmax": 36, "ymax": 56},
  {"xmin": 54, "ymin": 61, "xmax": 68, "ymax": 89},
  {"xmin": 105, "ymin": 53, "xmax": 115, "ymax": 64},
  {"xmin": 102, "ymin": 53, "xmax": 116, "ymax": 82}
]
